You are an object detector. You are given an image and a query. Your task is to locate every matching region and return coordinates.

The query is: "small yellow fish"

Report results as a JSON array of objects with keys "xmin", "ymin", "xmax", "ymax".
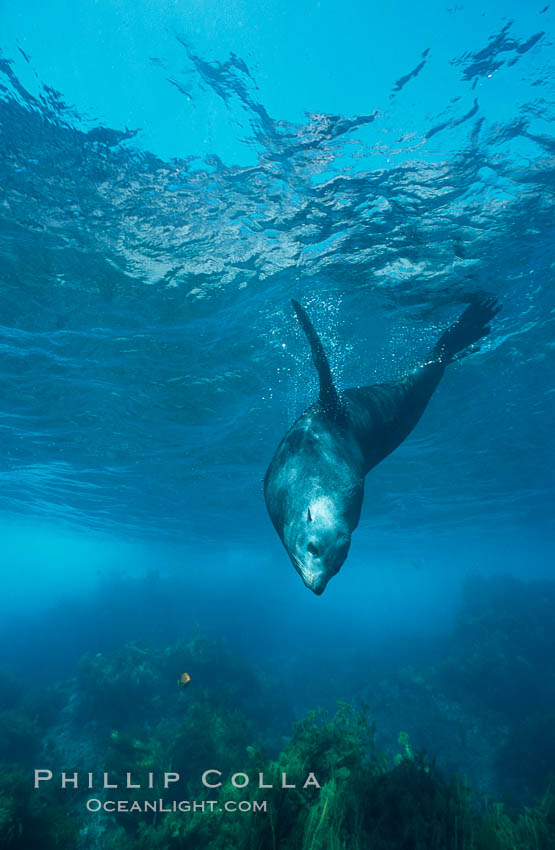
[{"xmin": 178, "ymin": 672, "xmax": 191, "ymax": 688}]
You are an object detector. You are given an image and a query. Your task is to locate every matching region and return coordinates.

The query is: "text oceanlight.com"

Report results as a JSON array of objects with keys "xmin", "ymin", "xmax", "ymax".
[
  {"xmin": 85, "ymin": 799, "xmax": 268, "ymax": 813},
  {"xmin": 33, "ymin": 769, "xmax": 321, "ymax": 814}
]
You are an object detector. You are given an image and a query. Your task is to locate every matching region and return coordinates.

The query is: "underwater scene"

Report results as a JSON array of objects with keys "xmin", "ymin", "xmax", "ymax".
[{"xmin": 1, "ymin": 0, "xmax": 555, "ymax": 847}]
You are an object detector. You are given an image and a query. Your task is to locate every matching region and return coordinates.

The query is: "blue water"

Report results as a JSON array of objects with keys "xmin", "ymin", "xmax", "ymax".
[{"xmin": 0, "ymin": 0, "xmax": 554, "ymax": 762}]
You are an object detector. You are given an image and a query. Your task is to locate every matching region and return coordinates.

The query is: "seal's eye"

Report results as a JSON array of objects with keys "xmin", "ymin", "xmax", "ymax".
[{"xmin": 307, "ymin": 542, "xmax": 319, "ymax": 557}]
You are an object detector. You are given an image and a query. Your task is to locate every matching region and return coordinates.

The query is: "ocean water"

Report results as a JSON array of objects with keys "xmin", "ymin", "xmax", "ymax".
[{"xmin": 1, "ymin": 1, "xmax": 555, "ymax": 845}]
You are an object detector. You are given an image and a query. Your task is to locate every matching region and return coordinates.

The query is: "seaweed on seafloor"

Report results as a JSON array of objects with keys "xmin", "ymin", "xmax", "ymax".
[
  {"xmin": 73, "ymin": 630, "xmax": 281, "ymax": 737},
  {"xmin": 0, "ymin": 769, "xmax": 78, "ymax": 850},
  {"xmin": 0, "ymin": 669, "xmax": 67, "ymax": 769},
  {"xmin": 494, "ymin": 710, "xmax": 555, "ymax": 801},
  {"xmin": 0, "ymin": 709, "xmax": 40, "ymax": 765},
  {"xmin": 0, "ymin": 670, "xmax": 25, "ymax": 712},
  {"xmin": 107, "ymin": 703, "xmax": 377, "ymax": 850},
  {"xmin": 107, "ymin": 704, "xmax": 555, "ymax": 850},
  {"xmin": 0, "ymin": 669, "xmax": 81, "ymax": 849},
  {"xmin": 75, "ymin": 643, "xmax": 161, "ymax": 728},
  {"xmin": 437, "ymin": 575, "xmax": 555, "ymax": 802},
  {"xmin": 101, "ymin": 685, "xmax": 255, "ymax": 835},
  {"xmin": 0, "ymin": 670, "xmax": 41, "ymax": 766},
  {"xmin": 2, "ymin": 632, "xmax": 555, "ymax": 850},
  {"xmin": 475, "ymin": 787, "xmax": 555, "ymax": 850},
  {"xmin": 442, "ymin": 575, "xmax": 555, "ymax": 719}
]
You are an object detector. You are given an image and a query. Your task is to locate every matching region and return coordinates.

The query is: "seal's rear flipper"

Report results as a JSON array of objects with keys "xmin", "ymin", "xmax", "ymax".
[
  {"xmin": 292, "ymin": 299, "xmax": 340, "ymax": 411},
  {"xmin": 433, "ymin": 295, "xmax": 502, "ymax": 363}
]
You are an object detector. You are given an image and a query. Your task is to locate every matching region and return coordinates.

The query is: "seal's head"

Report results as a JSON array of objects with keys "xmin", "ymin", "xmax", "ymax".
[{"xmin": 284, "ymin": 495, "xmax": 351, "ymax": 594}]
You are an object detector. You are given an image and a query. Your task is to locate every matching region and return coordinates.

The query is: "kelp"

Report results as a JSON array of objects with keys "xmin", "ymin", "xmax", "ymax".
[
  {"xmin": 109, "ymin": 704, "xmax": 555, "ymax": 850},
  {"xmin": 0, "ymin": 769, "xmax": 77, "ymax": 850},
  {"xmin": 75, "ymin": 630, "xmax": 281, "ymax": 735},
  {"xmin": 1, "ymin": 629, "xmax": 555, "ymax": 849}
]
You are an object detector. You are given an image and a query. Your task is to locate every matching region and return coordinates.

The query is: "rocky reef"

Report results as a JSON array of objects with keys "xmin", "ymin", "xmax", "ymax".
[{"xmin": 1, "ymin": 575, "xmax": 555, "ymax": 849}]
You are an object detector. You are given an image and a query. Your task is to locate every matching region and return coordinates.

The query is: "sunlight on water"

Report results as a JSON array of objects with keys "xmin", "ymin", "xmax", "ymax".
[{"xmin": 0, "ymin": 4, "xmax": 554, "ymax": 839}]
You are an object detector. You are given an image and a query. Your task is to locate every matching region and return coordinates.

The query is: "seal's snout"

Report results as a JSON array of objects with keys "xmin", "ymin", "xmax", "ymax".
[{"xmin": 300, "ymin": 568, "xmax": 329, "ymax": 595}]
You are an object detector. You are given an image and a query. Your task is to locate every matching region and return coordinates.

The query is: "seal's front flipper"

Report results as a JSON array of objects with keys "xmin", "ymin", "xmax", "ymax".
[
  {"xmin": 292, "ymin": 299, "xmax": 340, "ymax": 411},
  {"xmin": 433, "ymin": 295, "xmax": 502, "ymax": 364}
]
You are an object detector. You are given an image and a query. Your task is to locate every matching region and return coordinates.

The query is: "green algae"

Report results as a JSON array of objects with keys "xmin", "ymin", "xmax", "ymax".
[
  {"xmin": 1, "ymin": 623, "xmax": 555, "ymax": 849},
  {"xmin": 102, "ymin": 702, "xmax": 555, "ymax": 850},
  {"xmin": 0, "ymin": 769, "xmax": 78, "ymax": 850}
]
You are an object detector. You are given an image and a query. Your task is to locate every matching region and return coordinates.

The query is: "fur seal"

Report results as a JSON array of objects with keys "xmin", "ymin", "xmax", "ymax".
[{"xmin": 264, "ymin": 296, "xmax": 501, "ymax": 594}]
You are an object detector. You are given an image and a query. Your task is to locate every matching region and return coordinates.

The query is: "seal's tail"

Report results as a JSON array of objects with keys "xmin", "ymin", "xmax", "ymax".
[{"xmin": 433, "ymin": 295, "xmax": 502, "ymax": 364}]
